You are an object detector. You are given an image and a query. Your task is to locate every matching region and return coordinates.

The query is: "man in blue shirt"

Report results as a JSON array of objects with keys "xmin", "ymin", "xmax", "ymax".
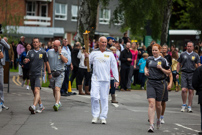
[{"xmin": 60, "ymin": 39, "xmax": 71, "ymax": 96}]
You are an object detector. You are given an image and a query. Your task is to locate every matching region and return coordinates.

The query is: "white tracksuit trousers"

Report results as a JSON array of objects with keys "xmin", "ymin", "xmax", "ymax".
[{"xmin": 91, "ymin": 80, "xmax": 110, "ymax": 120}]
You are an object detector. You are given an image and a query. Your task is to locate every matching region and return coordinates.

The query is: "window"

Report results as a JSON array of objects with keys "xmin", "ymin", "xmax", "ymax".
[
  {"xmin": 55, "ymin": 3, "xmax": 67, "ymax": 20},
  {"xmin": 114, "ymin": 13, "xmax": 124, "ymax": 25},
  {"xmin": 99, "ymin": 9, "xmax": 110, "ymax": 24},
  {"xmin": 26, "ymin": 1, "xmax": 36, "ymax": 16},
  {"xmin": 71, "ymin": 5, "xmax": 78, "ymax": 21}
]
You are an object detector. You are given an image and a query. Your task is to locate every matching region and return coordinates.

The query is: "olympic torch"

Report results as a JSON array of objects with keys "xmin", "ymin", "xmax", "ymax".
[{"xmin": 83, "ymin": 30, "xmax": 90, "ymax": 72}]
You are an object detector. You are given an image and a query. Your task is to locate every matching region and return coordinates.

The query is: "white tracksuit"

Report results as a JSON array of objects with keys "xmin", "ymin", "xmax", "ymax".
[{"xmin": 89, "ymin": 49, "xmax": 119, "ymax": 119}]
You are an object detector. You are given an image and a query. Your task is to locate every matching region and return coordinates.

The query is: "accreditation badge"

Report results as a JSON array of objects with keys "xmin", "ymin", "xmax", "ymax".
[
  {"xmin": 39, "ymin": 54, "xmax": 43, "ymax": 59},
  {"xmin": 192, "ymin": 56, "xmax": 195, "ymax": 61},
  {"xmin": 104, "ymin": 54, "xmax": 109, "ymax": 58},
  {"xmin": 157, "ymin": 61, "xmax": 162, "ymax": 65}
]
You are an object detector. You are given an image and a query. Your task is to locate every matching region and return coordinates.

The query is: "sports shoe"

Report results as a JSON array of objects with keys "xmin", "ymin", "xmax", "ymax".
[
  {"xmin": 181, "ymin": 104, "xmax": 187, "ymax": 112},
  {"xmin": 141, "ymin": 87, "xmax": 144, "ymax": 90},
  {"xmin": 92, "ymin": 117, "xmax": 98, "ymax": 124},
  {"xmin": 2, "ymin": 104, "xmax": 9, "ymax": 110},
  {"xmin": 156, "ymin": 119, "xmax": 161, "ymax": 129},
  {"xmin": 53, "ymin": 104, "xmax": 59, "ymax": 111},
  {"xmin": 29, "ymin": 106, "xmax": 36, "ymax": 114},
  {"xmin": 148, "ymin": 125, "xmax": 154, "ymax": 132},
  {"xmin": 187, "ymin": 106, "xmax": 193, "ymax": 113},
  {"xmin": 21, "ymin": 81, "xmax": 25, "ymax": 87},
  {"xmin": 36, "ymin": 106, "xmax": 45, "ymax": 113},
  {"xmin": 59, "ymin": 102, "xmax": 62, "ymax": 107},
  {"xmin": 161, "ymin": 118, "xmax": 165, "ymax": 124},
  {"xmin": 100, "ymin": 119, "xmax": 107, "ymax": 124},
  {"xmin": 26, "ymin": 85, "xmax": 29, "ymax": 90}
]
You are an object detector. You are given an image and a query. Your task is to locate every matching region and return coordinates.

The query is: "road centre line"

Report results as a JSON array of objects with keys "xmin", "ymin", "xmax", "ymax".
[{"xmin": 175, "ymin": 123, "xmax": 200, "ymax": 133}]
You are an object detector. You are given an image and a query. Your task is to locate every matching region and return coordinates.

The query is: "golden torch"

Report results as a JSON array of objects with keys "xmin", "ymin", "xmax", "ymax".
[{"xmin": 83, "ymin": 30, "xmax": 90, "ymax": 72}]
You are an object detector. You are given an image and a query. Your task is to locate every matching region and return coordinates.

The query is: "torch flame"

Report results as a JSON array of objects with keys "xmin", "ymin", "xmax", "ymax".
[{"xmin": 85, "ymin": 30, "xmax": 90, "ymax": 34}]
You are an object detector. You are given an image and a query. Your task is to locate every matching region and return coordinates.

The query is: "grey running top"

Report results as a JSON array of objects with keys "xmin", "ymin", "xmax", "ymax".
[
  {"xmin": 27, "ymin": 49, "xmax": 48, "ymax": 76},
  {"xmin": 47, "ymin": 49, "xmax": 68, "ymax": 71},
  {"xmin": 146, "ymin": 56, "xmax": 170, "ymax": 80},
  {"xmin": 178, "ymin": 51, "xmax": 200, "ymax": 73}
]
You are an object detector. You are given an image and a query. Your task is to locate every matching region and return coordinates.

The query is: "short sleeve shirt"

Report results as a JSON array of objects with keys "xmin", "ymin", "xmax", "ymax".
[
  {"xmin": 178, "ymin": 51, "xmax": 200, "ymax": 73},
  {"xmin": 146, "ymin": 56, "xmax": 170, "ymax": 80},
  {"xmin": 27, "ymin": 49, "xmax": 48, "ymax": 76}
]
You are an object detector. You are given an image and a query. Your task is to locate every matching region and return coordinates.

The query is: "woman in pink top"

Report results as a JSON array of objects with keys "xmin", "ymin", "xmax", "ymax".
[{"xmin": 127, "ymin": 42, "xmax": 138, "ymax": 89}]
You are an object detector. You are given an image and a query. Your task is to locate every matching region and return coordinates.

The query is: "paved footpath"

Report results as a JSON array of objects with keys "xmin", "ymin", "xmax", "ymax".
[{"xmin": 0, "ymin": 72, "xmax": 201, "ymax": 135}]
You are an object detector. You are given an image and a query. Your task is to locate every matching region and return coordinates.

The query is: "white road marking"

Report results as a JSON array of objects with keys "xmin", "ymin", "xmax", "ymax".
[
  {"xmin": 49, "ymin": 120, "xmax": 58, "ymax": 130},
  {"xmin": 175, "ymin": 123, "xmax": 200, "ymax": 133},
  {"xmin": 174, "ymin": 128, "xmax": 179, "ymax": 130}
]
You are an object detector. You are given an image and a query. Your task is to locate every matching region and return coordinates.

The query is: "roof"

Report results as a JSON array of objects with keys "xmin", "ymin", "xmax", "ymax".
[
  {"xmin": 169, "ymin": 30, "xmax": 201, "ymax": 35},
  {"xmin": 5, "ymin": 26, "xmax": 64, "ymax": 38}
]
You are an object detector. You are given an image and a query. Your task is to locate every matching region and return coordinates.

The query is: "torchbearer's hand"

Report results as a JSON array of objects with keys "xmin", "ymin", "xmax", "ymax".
[
  {"xmin": 84, "ymin": 52, "xmax": 89, "ymax": 58},
  {"xmin": 114, "ymin": 82, "xmax": 119, "ymax": 88},
  {"xmin": 48, "ymin": 74, "xmax": 52, "ymax": 80},
  {"xmin": 176, "ymin": 74, "xmax": 179, "ymax": 79}
]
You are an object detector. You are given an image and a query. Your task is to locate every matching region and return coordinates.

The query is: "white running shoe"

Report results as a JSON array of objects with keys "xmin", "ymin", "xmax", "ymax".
[
  {"xmin": 161, "ymin": 118, "xmax": 165, "ymax": 124},
  {"xmin": 26, "ymin": 86, "xmax": 29, "ymax": 90},
  {"xmin": 100, "ymin": 119, "xmax": 107, "ymax": 124},
  {"xmin": 36, "ymin": 106, "xmax": 45, "ymax": 113},
  {"xmin": 148, "ymin": 125, "xmax": 154, "ymax": 132},
  {"xmin": 92, "ymin": 117, "xmax": 98, "ymax": 124},
  {"xmin": 187, "ymin": 106, "xmax": 193, "ymax": 113},
  {"xmin": 156, "ymin": 119, "xmax": 161, "ymax": 129},
  {"xmin": 2, "ymin": 104, "xmax": 9, "ymax": 110},
  {"xmin": 181, "ymin": 105, "xmax": 187, "ymax": 112}
]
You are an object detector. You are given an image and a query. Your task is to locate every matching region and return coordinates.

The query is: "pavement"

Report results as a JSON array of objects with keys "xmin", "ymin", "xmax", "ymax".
[{"xmin": 0, "ymin": 72, "xmax": 201, "ymax": 135}]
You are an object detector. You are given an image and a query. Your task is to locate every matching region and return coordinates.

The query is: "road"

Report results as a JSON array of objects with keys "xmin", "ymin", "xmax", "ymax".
[{"xmin": 0, "ymin": 72, "xmax": 200, "ymax": 135}]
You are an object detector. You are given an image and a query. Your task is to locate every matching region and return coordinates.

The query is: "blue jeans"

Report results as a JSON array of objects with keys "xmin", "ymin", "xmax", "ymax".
[
  {"xmin": 61, "ymin": 66, "xmax": 70, "ymax": 94},
  {"xmin": 138, "ymin": 73, "xmax": 146, "ymax": 87}
]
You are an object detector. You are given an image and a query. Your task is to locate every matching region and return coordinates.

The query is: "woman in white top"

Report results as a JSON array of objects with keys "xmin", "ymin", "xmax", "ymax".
[{"xmin": 76, "ymin": 47, "xmax": 90, "ymax": 95}]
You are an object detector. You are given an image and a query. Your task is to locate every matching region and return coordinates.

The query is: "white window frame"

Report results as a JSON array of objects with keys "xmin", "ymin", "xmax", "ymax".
[
  {"xmin": 26, "ymin": 1, "xmax": 37, "ymax": 16},
  {"xmin": 71, "ymin": 5, "xmax": 78, "ymax": 21},
  {"xmin": 40, "ymin": 3, "xmax": 48, "ymax": 17},
  {"xmin": 99, "ymin": 9, "xmax": 111, "ymax": 24},
  {"xmin": 55, "ymin": 3, "xmax": 67, "ymax": 20}
]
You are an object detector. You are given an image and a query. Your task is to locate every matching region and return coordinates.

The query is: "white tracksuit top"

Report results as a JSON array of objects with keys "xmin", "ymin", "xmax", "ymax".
[{"xmin": 89, "ymin": 48, "xmax": 119, "ymax": 82}]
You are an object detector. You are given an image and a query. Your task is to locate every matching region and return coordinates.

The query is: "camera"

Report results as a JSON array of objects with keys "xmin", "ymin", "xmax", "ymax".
[{"xmin": 0, "ymin": 24, "xmax": 2, "ymax": 34}]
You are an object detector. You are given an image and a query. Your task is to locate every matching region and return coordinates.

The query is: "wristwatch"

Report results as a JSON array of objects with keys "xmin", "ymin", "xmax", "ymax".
[
  {"xmin": 59, "ymin": 53, "xmax": 62, "ymax": 55},
  {"xmin": 48, "ymin": 73, "xmax": 51, "ymax": 75}
]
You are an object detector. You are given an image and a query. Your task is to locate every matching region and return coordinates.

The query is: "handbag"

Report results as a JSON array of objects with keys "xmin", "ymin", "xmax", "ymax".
[{"xmin": 51, "ymin": 70, "xmax": 62, "ymax": 77}]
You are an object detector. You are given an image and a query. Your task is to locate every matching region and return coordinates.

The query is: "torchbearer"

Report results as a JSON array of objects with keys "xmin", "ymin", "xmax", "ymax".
[{"xmin": 84, "ymin": 36, "xmax": 119, "ymax": 124}]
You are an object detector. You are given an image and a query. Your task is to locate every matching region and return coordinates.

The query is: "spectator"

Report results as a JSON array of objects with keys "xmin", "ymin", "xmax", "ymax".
[
  {"xmin": 192, "ymin": 65, "xmax": 202, "ymax": 135},
  {"xmin": 146, "ymin": 40, "xmax": 156, "ymax": 56},
  {"xmin": 19, "ymin": 44, "xmax": 31, "ymax": 90},
  {"xmin": 200, "ymin": 51, "xmax": 202, "ymax": 64},
  {"xmin": 115, "ymin": 42, "xmax": 121, "ymax": 58},
  {"xmin": 63, "ymin": 39, "xmax": 72, "ymax": 52},
  {"xmin": 168, "ymin": 45, "xmax": 176, "ymax": 56},
  {"xmin": 70, "ymin": 43, "xmax": 80, "ymax": 88},
  {"xmin": 107, "ymin": 38, "xmax": 113, "ymax": 49},
  {"xmin": 76, "ymin": 46, "xmax": 90, "ymax": 95},
  {"xmin": 138, "ymin": 53, "xmax": 148, "ymax": 89},
  {"xmin": 171, "ymin": 51, "xmax": 180, "ymax": 92},
  {"xmin": 127, "ymin": 42, "xmax": 138, "ymax": 89},
  {"xmin": 199, "ymin": 41, "xmax": 202, "ymax": 55},
  {"xmin": 120, "ymin": 42, "xmax": 132, "ymax": 91},
  {"xmin": 122, "ymin": 32, "xmax": 129, "ymax": 45},
  {"xmin": 3, "ymin": 37, "xmax": 14, "ymax": 63},
  {"xmin": 119, "ymin": 38, "xmax": 124, "ymax": 51},
  {"xmin": 11, "ymin": 41, "xmax": 18, "ymax": 69},
  {"xmin": 17, "ymin": 36, "xmax": 26, "ymax": 76}
]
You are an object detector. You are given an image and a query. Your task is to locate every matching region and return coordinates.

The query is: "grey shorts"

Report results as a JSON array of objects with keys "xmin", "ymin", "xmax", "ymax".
[
  {"xmin": 146, "ymin": 79, "xmax": 166, "ymax": 101},
  {"xmin": 30, "ymin": 75, "xmax": 41, "ymax": 90},
  {"xmin": 49, "ymin": 73, "xmax": 65, "ymax": 89},
  {"xmin": 181, "ymin": 72, "xmax": 194, "ymax": 90},
  {"xmin": 162, "ymin": 82, "xmax": 168, "ymax": 102}
]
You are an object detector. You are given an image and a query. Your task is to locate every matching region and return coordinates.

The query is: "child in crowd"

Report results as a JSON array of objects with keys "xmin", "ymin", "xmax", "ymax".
[
  {"xmin": 171, "ymin": 51, "xmax": 180, "ymax": 92},
  {"xmin": 138, "ymin": 53, "xmax": 148, "ymax": 90},
  {"xmin": 109, "ymin": 46, "xmax": 119, "ymax": 103}
]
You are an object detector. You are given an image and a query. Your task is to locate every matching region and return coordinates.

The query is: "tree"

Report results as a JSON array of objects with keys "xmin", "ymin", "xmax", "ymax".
[
  {"xmin": 113, "ymin": 0, "xmax": 173, "ymax": 45},
  {"xmin": 76, "ymin": 0, "xmax": 109, "ymax": 43}
]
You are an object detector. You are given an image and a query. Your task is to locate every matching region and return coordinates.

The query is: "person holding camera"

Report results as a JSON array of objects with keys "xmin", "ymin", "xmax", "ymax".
[
  {"xmin": 0, "ymin": 36, "xmax": 10, "ymax": 112},
  {"xmin": 47, "ymin": 40, "xmax": 68, "ymax": 111}
]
